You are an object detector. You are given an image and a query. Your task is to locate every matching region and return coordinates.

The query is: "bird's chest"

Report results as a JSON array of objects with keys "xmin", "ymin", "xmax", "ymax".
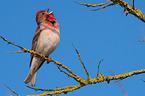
[{"xmin": 36, "ymin": 29, "xmax": 60, "ymax": 56}]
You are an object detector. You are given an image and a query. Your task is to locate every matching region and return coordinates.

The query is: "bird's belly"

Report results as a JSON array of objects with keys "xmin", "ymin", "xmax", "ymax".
[{"xmin": 36, "ymin": 29, "xmax": 60, "ymax": 56}]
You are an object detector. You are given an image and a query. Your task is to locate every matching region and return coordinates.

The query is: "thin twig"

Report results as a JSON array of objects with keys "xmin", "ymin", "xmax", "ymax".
[
  {"xmin": 26, "ymin": 85, "xmax": 65, "ymax": 91},
  {"xmin": 5, "ymin": 50, "xmax": 24, "ymax": 53},
  {"xmin": 52, "ymin": 60, "xmax": 78, "ymax": 77},
  {"xmin": 133, "ymin": 0, "xmax": 135, "ymax": 9},
  {"xmin": 75, "ymin": 0, "xmax": 110, "ymax": 7},
  {"xmin": 57, "ymin": 65, "xmax": 72, "ymax": 77},
  {"xmin": 0, "ymin": 36, "xmax": 23, "ymax": 49},
  {"xmin": 3, "ymin": 83, "xmax": 20, "ymax": 96},
  {"xmin": 92, "ymin": 3, "xmax": 116, "ymax": 11},
  {"xmin": 57, "ymin": 65, "xmax": 82, "ymax": 83},
  {"xmin": 72, "ymin": 43, "xmax": 90, "ymax": 78},
  {"xmin": 127, "ymin": 0, "xmax": 133, "ymax": 6},
  {"xmin": 27, "ymin": 84, "xmax": 83, "ymax": 93}
]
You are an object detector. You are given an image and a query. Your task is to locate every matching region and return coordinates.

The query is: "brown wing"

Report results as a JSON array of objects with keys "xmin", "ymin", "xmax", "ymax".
[
  {"xmin": 29, "ymin": 24, "xmax": 51, "ymax": 67},
  {"xmin": 29, "ymin": 25, "xmax": 42, "ymax": 67}
]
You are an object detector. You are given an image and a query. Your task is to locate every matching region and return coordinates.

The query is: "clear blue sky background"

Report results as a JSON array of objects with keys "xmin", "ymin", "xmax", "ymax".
[{"xmin": 0, "ymin": 0, "xmax": 145, "ymax": 96}]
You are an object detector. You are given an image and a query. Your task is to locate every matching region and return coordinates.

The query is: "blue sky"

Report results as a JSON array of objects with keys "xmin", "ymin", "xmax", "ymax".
[{"xmin": 0, "ymin": 0, "xmax": 145, "ymax": 96}]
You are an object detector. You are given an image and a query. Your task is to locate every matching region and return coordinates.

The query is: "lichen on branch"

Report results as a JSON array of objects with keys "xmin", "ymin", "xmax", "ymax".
[
  {"xmin": 77, "ymin": 0, "xmax": 145, "ymax": 23},
  {"xmin": 1, "ymin": 36, "xmax": 145, "ymax": 96}
]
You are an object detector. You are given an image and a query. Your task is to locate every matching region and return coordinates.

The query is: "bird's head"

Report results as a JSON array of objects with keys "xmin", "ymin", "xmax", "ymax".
[{"xmin": 36, "ymin": 8, "xmax": 57, "ymax": 25}]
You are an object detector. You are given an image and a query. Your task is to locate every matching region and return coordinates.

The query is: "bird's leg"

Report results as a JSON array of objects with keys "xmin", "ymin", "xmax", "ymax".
[{"xmin": 41, "ymin": 55, "xmax": 52, "ymax": 64}]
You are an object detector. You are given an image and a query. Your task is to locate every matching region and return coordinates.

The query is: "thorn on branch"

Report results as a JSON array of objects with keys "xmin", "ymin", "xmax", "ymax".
[
  {"xmin": 96, "ymin": 59, "xmax": 104, "ymax": 78},
  {"xmin": 141, "ymin": 79, "xmax": 145, "ymax": 82},
  {"xmin": 106, "ymin": 77, "xmax": 110, "ymax": 84}
]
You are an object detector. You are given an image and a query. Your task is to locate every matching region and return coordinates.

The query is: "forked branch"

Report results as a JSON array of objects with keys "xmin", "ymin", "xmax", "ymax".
[
  {"xmin": 77, "ymin": 0, "xmax": 145, "ymax": 23},
  {"xmin": 1, "ymin": 36, "xmax": 145, "ymax": 96}
]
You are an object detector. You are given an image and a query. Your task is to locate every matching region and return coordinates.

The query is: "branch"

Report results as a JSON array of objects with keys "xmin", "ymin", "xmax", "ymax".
[
  {"xmin": 1, "ymin": 36, "xmax": 145, "ymax": 95},
  {"xmin": 0, "ymin": 36, "xmax": 86, "ymax": 84},
  {"xmin": 77, "ymin": 0, "xmax": 145, "ymax": 23},
  {"xmin": 26, "ymin": 69, "xmax": 145, "ymax": 96}
]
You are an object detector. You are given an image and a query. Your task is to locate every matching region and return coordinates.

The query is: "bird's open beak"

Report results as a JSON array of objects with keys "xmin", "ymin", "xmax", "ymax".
[
  {"xmin": 46, "ymin": 8, "xmax": 49, "ymax": 12},
  {"xmin": 45, "ymin": 8, "xmax": 49, "ymax": 13},
  {"xmin": 49, "ymin": 11, "xmax": 53, "ymax": 14},
  {"xmin": 45, "ymin": 8, "xmax": 54, "ymax": 14}
]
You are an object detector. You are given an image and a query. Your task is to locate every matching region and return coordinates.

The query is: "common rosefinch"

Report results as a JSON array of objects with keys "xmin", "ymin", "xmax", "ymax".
[{"xmin": 24, "ymin": 8, "xmax": 60, "ymax": 86}]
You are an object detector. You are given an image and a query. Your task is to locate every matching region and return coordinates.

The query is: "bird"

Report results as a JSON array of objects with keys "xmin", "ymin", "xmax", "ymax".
[{"xmin": 24, "ymin": 8, "xmax": 60, "ymax": 86}]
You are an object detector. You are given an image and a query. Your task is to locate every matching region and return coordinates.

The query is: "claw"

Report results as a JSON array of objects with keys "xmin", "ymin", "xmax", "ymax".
[{"xmin": 47, "ymin": 57, "xmax": 52, "ymax": 64}]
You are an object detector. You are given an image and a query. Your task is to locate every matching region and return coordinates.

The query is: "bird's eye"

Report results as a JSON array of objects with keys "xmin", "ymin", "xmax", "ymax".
[{"xmin": 42, "ymin": 12, "xmax": 44, "ymax": 15}]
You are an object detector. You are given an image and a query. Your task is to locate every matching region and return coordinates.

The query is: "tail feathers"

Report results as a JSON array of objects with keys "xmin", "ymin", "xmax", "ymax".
[
  {"xmin": 24, "ymin": 56, "xmax": 45, "ymax": 86},
  {"xmin": 24, "ymin": 72, "xmax": 37, "ymax": 87},
  {"xmin": 30, "ymin": 72, "xmax": 37, "ymax": 87}
]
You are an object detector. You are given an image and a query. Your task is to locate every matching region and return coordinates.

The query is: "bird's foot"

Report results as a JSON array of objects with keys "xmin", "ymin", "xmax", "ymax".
[
  {"xmin": 47, "ymin": 57, "xmax": 52, "ymax": 64},
  {"xmin": 42, "ymin": 54, "xmax": 46, "ymax": 59}
]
